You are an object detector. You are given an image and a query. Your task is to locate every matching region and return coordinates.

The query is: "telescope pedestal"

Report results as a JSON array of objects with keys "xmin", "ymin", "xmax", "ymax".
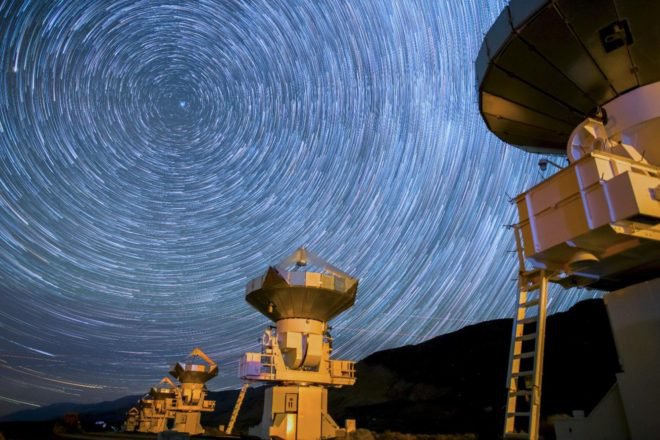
[
  {"xmin": 554, "ymin": 277, "xmax": 660, "ymax": 440},
  {"xmin": 249, "ymin": 385, "xmax": 343, "ymax": 440},
  {"xmin": 173, "ymin": 411, "xmax": 203, "ymax": 436},
  {"xmin": 604, "ymin": 278, "xmax": 660, "ymax": 439},
  {"xmin": 123, "ymin": 408, "xmax": 138, "ymax": 432}
]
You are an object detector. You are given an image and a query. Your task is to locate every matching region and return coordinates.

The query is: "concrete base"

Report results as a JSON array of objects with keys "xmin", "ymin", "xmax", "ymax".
[
  {"xmin": 173, "ymin": 412, "xmax": 203, "ymax": 436},
  {"xmin": 137, "ymin": 415, "xmax": 169, "ymax": 433},
  {"xmin": 554, "ymin": 384, "xmax": 629, "ymax": 440},
  {"xmin": 124, "ymin": 418, "xmax": 138, "ymax": 432},
  {"xmin": 249, "ymin": 385, "xmax": 344, "ymax": 440},
  {"xmin": 555, "ymin": 277, "xmax": 659, "ymax": 440},
  {"xmin": 605, "ymin": 277, "xmax": 660, "ymax": 440}
]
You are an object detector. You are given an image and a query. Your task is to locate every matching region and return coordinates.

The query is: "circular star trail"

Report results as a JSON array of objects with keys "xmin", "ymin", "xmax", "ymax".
[{"xmin": 0, "ymin": 0, "xmax": 598, "ymax": 412}]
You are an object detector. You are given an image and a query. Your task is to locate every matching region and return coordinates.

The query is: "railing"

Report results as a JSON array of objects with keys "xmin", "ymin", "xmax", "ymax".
[
  {"xmin": 330, "ymin": 360, "xmax": 356, "ymax": 379},
  {"xmin": 260, "ymin": 354, "xmax": 275, "ymax": 375},
  {"xmin": 240, "ymin": 352, "xmax": 275, "ymax": 380}
]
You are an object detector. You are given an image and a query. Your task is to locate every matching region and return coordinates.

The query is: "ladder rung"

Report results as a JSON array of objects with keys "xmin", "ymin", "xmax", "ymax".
[
  {"xmin": 512, "ymin": 370, "xmax": 534, "ymax": 378},
  {"xmin": 513, "ymin": 352, "xmax": 535, "ymax": 360},
  {"xmin": 521, "ymin": 269, "xmax": 541, "ymax": 278},
  {"xmin": 507, "ymin": 412, "xmax": 531, "ymax": 417},
  {"xmin": 517, "ymin": 317, "xmax": 537, "ymax": 325},
  {"xmin": 521, "ymin": 299, "xmax": 539, "ymax": 308},
  {"xmin": 515, "ymin": 333, "xmax": 537, "ymax": 341},
  {"xmin": 504, "ymin": 433, "xmax": 530, "ymax": 439},
  {"xmin": 523, "ymin": 283, "xmax": 541, "ymax": 291},
  {"xmin": 509, "ymin": 390, "xmax": 532, "ymax": 397}
]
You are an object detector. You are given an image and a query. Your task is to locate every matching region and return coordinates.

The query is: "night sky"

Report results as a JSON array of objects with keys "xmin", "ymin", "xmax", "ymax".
[{"xmin": 0, "ymin": 0, "xmax": 598, "ymax": 416}]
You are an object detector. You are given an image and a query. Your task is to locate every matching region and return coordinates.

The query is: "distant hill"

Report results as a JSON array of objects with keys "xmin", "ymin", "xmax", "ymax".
[
  {"xmin": 1, "ymin": 299, "xmax": 618, "ymax": 438},
  {"xmin": 0, "ymin": 394, "xmax": 141, "ymax": 423},
  {"xmin": 328, "ymin": 298, "xmax": 619, "ymax": 438}
]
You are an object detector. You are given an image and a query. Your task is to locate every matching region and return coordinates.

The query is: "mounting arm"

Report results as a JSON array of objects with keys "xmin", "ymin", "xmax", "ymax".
[
  {"xmin": 189, "ymin": 347, "xmax": 217, "ymax": 368},
  {"xmin": 159, "ymin": 377, "xmax": 178, "ymax": 387}
]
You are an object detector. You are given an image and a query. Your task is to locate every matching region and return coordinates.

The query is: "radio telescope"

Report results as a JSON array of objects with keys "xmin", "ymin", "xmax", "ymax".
[
  {"xmin": 240, "ymin": 247, "xmax": 358, "ymax": 440},
  {"xmin": 169, "ymin": 347, "xmax": 218, "ymax": 436},
  {"xmin": 477, "ymin": 1, "xmax": 660, "ymax": 439}
]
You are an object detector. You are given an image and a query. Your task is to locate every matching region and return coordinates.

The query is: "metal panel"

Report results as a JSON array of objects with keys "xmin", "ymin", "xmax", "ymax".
[
  {"xmin": 246, "ymin": 285, "xmax": 356, "ymax": 321},
  {"xmin": 481, "ymin": 65, "xmax": 584, "ymax": 125},
  {"xmin": 519, "ymin": 6, "xmax": 617, "ymax": 103},
  {"xmin": 475, "ymin": 38, "xmax": 491, "ymax": 85},
  {"xmin": 508, "ymin": 0, "xmax": 550, "ymax": 28},
  {"xmin": 482, "ymin": 92, "xmax": 576, "ymax": 133},
  {"xmin": 616, "ymin": 0, "xmax": 660, "ymax": 85},
  {"xmin": 554, "ymin": 0, "xmax": 638, "ymax": 93},
  {"xmin": 494, "ymin": 38, "xmax": 596, "ymax": 114},
  {"xmin": 484, "ymin": 6, "xmax": 514, "ymax": 61},
  {"xmin": 514, "ymin": 152, "xmax": 660, "ymax": 290},
  {"xmin": 482, "ymin": 114, "xmax": 567, "ymax": 151},
  {"xmin": 605, "ymin": 279, "xmax": 660, "ymax": 439}
]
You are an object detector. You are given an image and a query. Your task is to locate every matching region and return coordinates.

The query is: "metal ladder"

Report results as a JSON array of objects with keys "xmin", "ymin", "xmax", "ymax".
[
  {"xmin": 504, "ymin": 227, "xmax": 549, "ymax": 440},
  {"xmin": 226, "ymin": 383, "xmax": 249, "ymax": 434}
]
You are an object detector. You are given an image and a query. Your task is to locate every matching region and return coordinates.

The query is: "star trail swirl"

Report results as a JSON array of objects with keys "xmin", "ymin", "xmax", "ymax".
[{"xmin": 0, "ymin": 0, "xmax": 599, "ymax": 413}]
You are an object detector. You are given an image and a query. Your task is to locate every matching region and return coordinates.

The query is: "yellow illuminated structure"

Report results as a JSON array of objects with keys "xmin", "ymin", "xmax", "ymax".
[
  {"xmin": 123, "ymin": 407, "xmax": 139, "ymax": 432},
  {"xmin": 240, "ymin": 247, "xmax": 357, "ymax": 440},
  {"xmin": 169, "ymin": 347, "xmax": 218, "ymax": 436},
  {"xmin": 135, "ymin": 394, "xmax": 155, "ymax": 433},
  {"xmin": 136, "ymin": 377, "xmax": 178, "ymax": 433}
]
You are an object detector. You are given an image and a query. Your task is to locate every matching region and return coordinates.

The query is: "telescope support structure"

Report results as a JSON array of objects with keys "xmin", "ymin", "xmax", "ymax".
[
  {"xmin": 169, "ymin": 347, "xmax": 218, "ymax": 436},
  {"xmin": 241, "ymin": 247, "xmax": 358, "ymax": 440},
  {"xmin": 478, "ymin": 3, "xmax": 660, "ymax": 439}
]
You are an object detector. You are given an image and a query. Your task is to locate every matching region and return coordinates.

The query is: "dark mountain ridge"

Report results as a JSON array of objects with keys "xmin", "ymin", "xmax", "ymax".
[
  {"xmin": 2, "ymin": 299, "xmax": 618, "ymax": 438},
  {"xmin": 329, "ymin": 298, "xmax": 619, "ymax": 438}
]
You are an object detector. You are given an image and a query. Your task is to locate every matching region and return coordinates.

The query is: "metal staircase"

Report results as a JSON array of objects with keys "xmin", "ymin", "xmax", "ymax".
[{"xmin": 504, "ymin": 228, "xmax": 550, "ymax": 440}]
